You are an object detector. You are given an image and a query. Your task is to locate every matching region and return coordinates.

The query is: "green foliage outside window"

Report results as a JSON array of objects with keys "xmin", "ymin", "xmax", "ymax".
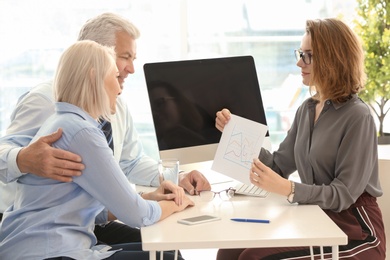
[{"xmin": 354, "ymin": 0, "xmax": 390, "ymax": 137}]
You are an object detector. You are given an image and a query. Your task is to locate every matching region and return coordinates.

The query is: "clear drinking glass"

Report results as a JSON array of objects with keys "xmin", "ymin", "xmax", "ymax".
[{"xmin": 158, "ymin": 158, "xmax": 179, "ymax": 185}]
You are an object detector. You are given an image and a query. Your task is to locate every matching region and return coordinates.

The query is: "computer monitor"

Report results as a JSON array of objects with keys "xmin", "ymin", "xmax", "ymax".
[{"xmin": 143, "ymin": 55, "xmax": 270, "ymax": 165}]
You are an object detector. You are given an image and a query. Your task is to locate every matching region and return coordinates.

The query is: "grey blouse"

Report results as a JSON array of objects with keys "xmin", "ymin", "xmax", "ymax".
[{"xmin": 259, "ymin": 94, "xmax": 382, "ymax": 212}]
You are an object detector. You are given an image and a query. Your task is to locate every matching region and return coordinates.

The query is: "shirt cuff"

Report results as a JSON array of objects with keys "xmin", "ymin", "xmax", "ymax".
[
  {"xmin": 95, "ymin": 208, "xmax": 109, "ymax": 224},
  {"xmin": 7, "ymin": 147, "xmax": 24, "ymax": 182}
]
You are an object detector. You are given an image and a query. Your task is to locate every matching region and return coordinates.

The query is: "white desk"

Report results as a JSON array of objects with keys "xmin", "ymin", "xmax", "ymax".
[
  {"xmin": 140, "ymin": 178, "xmax": 347, "ymax": 260},
  {"xmin": 377, "ymin": 145, "xmax": 390, "ymax": 255}
]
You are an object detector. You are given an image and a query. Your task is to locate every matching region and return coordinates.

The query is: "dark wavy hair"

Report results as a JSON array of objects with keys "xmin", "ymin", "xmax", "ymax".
[{"xmin": 306, "ymin": 18, "xmax": 366, "ymax": 103}]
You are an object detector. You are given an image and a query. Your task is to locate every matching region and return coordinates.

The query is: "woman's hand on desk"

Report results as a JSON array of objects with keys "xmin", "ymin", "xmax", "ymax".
[
  {"xmin": 143, "ymin": 180, "xmax": 186, "ymax": 206},
  {"xmin": 153, "ymin": 181, "xmax": 195, "ymax": 221},
  {"xmin": 158, "ymin": 195, "xmax": 195, "ymax": 221}
]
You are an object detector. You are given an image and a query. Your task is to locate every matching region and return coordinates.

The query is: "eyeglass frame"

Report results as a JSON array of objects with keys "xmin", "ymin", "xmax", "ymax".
[
  {"xmin": 197, "ymin": 187, "xmax": 236, "ymax": 201},
  {"xmin": 294, "ymin": 49, "xmax": 312, "ymax": 65}
]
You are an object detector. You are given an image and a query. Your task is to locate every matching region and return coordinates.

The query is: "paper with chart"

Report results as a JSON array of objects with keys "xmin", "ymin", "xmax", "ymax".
[{"xmin": 211, "ymin": 114, "xmax": 268, "ymax": 186}]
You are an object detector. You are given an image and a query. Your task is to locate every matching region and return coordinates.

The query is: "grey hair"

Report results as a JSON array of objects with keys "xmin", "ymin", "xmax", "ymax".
[{"xmin": 77, "ymin": 12, "xmax": 140, "ymax": 47}]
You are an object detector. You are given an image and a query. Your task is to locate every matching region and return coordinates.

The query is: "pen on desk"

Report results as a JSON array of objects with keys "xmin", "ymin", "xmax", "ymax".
[{"xmin": 230, "ymin": 218, "xmax": 270, "ymax": 224}]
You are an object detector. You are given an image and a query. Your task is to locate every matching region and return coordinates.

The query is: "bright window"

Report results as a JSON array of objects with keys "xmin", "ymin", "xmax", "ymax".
[{"xmin": 0, "ymin": 0, "xmax": 356, "ymax": 159}]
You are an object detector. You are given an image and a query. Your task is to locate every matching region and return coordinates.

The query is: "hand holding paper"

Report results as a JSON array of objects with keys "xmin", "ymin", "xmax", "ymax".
[{"xmin": 211, "ymin": 114, "xmax": 268, "ymax": 185}]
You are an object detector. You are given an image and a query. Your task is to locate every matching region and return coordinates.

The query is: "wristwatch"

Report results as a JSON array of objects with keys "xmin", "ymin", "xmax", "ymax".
[{"xmin": 287, "ymin": 181, "xmax": 295, "ymax": 203}]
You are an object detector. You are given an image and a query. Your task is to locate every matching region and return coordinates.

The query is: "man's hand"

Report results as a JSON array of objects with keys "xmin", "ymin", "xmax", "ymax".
[
  {"xmin": 16, "ymin": 128, "xmax": 85, "ymax": 182},
  {"xmin": 215, "ymin": 108, "xmax": 231, "ymax": 132},
  {"xmin": 179, "ymin": 170, "xmax": 211, "ymax": 195}
]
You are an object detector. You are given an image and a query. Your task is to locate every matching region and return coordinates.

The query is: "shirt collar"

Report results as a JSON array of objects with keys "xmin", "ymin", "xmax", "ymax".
[
  {"xmin": 308, "ymin": 94, "xmax": 358, "ymax": 110},
  {"xmin": 55, "ymin": 102, "xmax": 99, "ymax": 127}
]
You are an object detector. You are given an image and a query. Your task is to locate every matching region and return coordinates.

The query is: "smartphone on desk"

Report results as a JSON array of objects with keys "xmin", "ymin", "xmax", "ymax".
[{"xmin": 177, "ymin": 215, "xmax": 221, "ymax": 225}]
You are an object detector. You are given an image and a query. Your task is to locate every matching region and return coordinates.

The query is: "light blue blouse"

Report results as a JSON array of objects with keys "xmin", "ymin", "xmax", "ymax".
[{"xmin": 0, "ymin": 102, "xmax": 161, "ymax": 259}]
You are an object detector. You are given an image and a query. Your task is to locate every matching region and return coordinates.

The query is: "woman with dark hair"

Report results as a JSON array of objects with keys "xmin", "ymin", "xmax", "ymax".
[{"xmin": 215, "ymin": 18, "xmax": 386, "ymax": 259}]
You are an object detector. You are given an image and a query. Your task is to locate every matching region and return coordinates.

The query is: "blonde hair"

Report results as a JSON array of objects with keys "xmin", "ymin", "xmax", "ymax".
[
  {"xmin": 306, "ymin": 18, "xmax": 366, "ymax": 103},
  {"xmin": 54, "ymin": 40, "xmax": 116, "ymax": 121}
]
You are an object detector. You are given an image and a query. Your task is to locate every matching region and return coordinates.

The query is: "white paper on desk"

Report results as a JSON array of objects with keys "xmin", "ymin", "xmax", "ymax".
[{"xmin": 211, "ymin": 114, "xmax": 268, "ymax": 186}]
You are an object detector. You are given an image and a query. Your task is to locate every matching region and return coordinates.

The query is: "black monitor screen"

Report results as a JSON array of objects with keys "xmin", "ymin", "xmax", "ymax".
[{"xmin": 144, "ymin": 55, "xmax": 268, "ymax": 152}]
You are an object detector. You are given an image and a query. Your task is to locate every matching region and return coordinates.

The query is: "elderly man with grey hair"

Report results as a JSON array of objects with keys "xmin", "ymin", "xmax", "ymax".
[{"xmin": 0, "ymin": 12, "xmax": 210, "ymax": 245}]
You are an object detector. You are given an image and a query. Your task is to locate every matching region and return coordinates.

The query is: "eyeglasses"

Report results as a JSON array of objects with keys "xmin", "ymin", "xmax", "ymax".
[
  {"xmin": 294, "ymin": 49, "xmax": 312, "ymax": 65},
  {"xmin": 197, "ymin": 188, "xmax": 236, "ymax": 201}
]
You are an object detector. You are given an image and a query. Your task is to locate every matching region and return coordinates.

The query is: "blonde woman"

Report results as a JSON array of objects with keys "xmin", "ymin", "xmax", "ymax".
[
  {"xmin": 0, "ymin": 12, "xmax": 211, "ymax": 245},
  {"xmin": 0, "ymin": 40, "xmax": 193, "ymax": 260}
]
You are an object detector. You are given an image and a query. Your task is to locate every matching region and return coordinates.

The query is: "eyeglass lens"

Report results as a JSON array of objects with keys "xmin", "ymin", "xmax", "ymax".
[
  {"xmin": 199, "ymin": 188, "xmax": 235, "ymax": 201},
  {"xmin": 294, "ymin": 50, "xmax": 311, "ymax": 65}
]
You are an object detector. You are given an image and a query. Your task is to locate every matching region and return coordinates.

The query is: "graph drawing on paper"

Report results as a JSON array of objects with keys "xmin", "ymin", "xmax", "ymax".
[
  {"xmin": 223, "ymin": 124, "xmax": 264, "ymax": 170},
  {"xmin": 212, "ymin": 114, "xmax": 268, "ymax": 185}
]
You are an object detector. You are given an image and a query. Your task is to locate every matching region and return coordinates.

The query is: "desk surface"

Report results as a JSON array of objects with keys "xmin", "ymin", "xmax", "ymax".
[{"xmin": 140, "ymin": 179, "xmax": 347, "ymax": 252}]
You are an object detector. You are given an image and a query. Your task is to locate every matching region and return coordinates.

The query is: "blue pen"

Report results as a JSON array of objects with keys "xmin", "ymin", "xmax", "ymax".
[{"xmin": 231, "ymin": 218, "xmax": 270, "ymax": 223}]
